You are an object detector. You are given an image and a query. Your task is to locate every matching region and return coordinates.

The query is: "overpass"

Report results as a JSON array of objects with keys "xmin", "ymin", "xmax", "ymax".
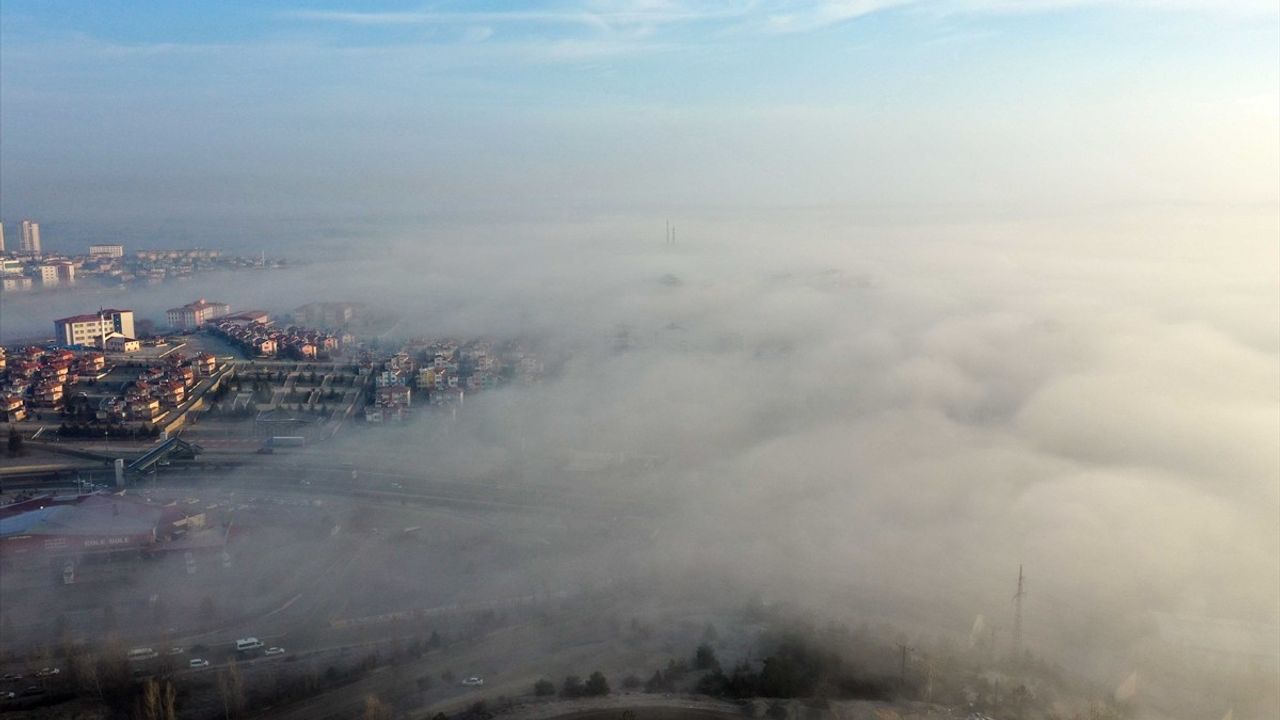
[{"xmin": 125, "ymin": 436, "xmax": 204, "ymax": 475}]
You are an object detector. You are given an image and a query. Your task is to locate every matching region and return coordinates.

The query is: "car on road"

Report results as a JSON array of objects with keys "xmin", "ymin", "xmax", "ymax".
[
  {"xmin": 127, "ymin": 648, "xmax": 159, "ymax": 662},
  {"xmin": 1, "ymin": 673, "xmax": 23, "ymax": 681},
  {"xmin": 188, "ymin": 659, "xmax": 210, "ymax": 669},
  {"xmin": 264, "ymin": 647, "xmax": 285, "ymax": 656},
  {"xmin": 235, "ymin": 637, "xmax": 264, "ymax": 652},
  {"xmin": 35, "ymin": 668, "xmax": 59, "ymax": 678},
  {"xmin": 168, "ymin": 647, "xmax": 185, "ymax": 655},
  {"xmin": 460, "ymin": 676, "xmax": 484, "ymax": 687}
]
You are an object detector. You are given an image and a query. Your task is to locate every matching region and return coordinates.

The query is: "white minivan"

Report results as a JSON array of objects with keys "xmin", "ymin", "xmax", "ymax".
[{"xmin": 235, "ymin": 637, "xmax": 264, "ymax": 652}]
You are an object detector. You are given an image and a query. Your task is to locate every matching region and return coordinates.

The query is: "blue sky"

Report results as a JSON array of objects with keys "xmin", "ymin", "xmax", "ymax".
[{"xmin": 1, "ymin": 1, "xmax": 1276, "ymax": 248}]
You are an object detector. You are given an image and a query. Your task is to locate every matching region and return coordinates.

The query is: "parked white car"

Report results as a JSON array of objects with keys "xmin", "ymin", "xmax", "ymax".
[
  {"xmin": 189, "ymin": 659, "xmax": 210, "ymax": 669},
  {"xmin": 461, "ymin": 676, "xmax": 484, "ymax": 687},
  {"xmin": 265, "ymin": 647, "xmax": 286, "ymax": 656}
]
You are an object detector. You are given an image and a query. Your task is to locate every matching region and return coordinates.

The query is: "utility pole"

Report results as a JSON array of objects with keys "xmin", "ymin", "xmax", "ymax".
[{"xmin": 1012, "ymin": 564, "xmax": 1026, "ymax": 661}]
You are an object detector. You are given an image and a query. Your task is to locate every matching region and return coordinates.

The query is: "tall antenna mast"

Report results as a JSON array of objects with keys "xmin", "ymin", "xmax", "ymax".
[{"xmin": 1012, "ymin": 564, "xmax": 1026, "ymax": 660}]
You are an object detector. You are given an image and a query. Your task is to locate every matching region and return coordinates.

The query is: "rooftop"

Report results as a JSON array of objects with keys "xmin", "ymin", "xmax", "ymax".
[{"xmin": 0, "ymin": 494, "xmax": 171, "ymax": 539}]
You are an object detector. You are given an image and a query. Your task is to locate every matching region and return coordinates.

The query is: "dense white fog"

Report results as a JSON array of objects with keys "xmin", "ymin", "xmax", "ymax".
[{"xmin": 15, "ymin": 206, "xmax": 1274, "ymax": 661}]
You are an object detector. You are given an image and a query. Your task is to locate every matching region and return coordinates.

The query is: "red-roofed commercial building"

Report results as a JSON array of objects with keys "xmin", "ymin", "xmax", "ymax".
[{"xmin": 0, "ymin": 494, "xmax": 191, "ymax": 563}]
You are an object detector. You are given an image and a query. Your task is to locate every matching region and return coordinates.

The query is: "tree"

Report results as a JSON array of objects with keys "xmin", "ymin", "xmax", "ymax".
[
  {"xmin": 644, "ymin": 670, "xmax": 666, "ymax": 693},
  {"xmin": 360, "ymin": 695, "xmax": 393, "ymax": 720},
  {"xmin": 584, "ymin": 671, "xmax": 611, "ymax": 697},
  {"xmin": 694, "ymin": 644, "xmax": 720, "ymax": 671},
  {"xmin": 7, "ymin": 427, "xmax": 22, "ymax": 458},
  {"xmin": 137, "ymin": 678, "xmax": 178, "ymax": 720},
  {"xmin": 534, "ymin": 679, "xmax": 556, "ymax": 696},
  {"xmin": 560, "ymin": 675, "xmax": 584, "ymax": 698},
  {"xmin": 217, "ymin": 660, "xmax": 245, "ymax": 719},
  {"xmin": 72, "ymin": 650, "xmax": 103, "ymax": 700}
]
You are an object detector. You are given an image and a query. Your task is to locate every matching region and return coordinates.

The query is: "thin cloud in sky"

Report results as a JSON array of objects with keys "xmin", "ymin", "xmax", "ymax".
[
  {"xmin": 285, "ymin": 0, "xmax": 1277, "ymax": 37},
  {"xmin": 284, "ymin": 3, "xmax": 754, "ymax": 31}
]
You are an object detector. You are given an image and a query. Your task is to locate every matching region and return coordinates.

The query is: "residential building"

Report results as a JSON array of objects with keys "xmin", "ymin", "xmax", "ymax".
[
  {"xmin": 89, "ymin": 244, "xmax": 125, "ymax": 258},
  {"xmin": 53, "ymin": 309, "xmax": 136, "ymax": 347},
  {"xmin": 130, "ymin": 397, "xmax": 162, "ymax": 421},
  {"xmin": 1, "ymin": 258, "xmax": 22, "ymax": 275},
  {"xmin": 20, "ymin": 220, "xmax": 41, "ymax": 256},
  {"xmin": 38, "ymin": 262, "xmax": 76, "ymax": 286},
  {"xmin": 222, "ymin": 310, "xmax": 271, "ymax": 326},
  {"xmin": 367, "ymin": 385, "xmax": 411, "ymax": 423},
  {"xmin": 160, "ymin": 381, "xmax": 186, "ymax": 405},
  {"xmin": 36, "ymin": 381, "xmax": 65, "ymax": 406},
  {"xmin": 194, "ymin": 353, "xmax": 217, "ymax": 376},
  {"xmin": 104, "ymin": 336, "xmax": 141, "ymax": 353},
  {"xmin": 0, "ymin": 221, "xmax": 5, "ymax": 253},
  {"xmin": 2, "ymin": 394, "xmax": 26, "ymax": 422},
  {"xmin": 166, "ymin": 298, "xmax": 231, "ymax": 329},
  {"xmin": 292, "ymin": 302, "xmax": 360, "ymax": 328},
  {"xmin": 1, "ymin": 277, "xmax": 33, "ymax": 293}
]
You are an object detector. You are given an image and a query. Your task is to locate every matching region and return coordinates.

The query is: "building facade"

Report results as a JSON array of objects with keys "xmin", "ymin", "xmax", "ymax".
[
  {"xmin": 20, "ymin": 220, "xmax": 41, "ymax": 256},
  {"xmin": 89, "ymin": 244, "xmax": 125, "ymax": 258},
  {"xmin": 38, "ymin": 262, "xmax": 76, "ymax": 286},
  {"xmin": 1, "ymin": 277, "xmax": 33, "ymax": 292},
  {"xmin": 166, "ymin": 299, "xmax": 231, "ymax": 329},
  {"xmin": 104, "ymin": 336, "xmax": 141, "ymax": 353},
  {"xmin": 53, "ymin": 309, "xmax": 136, "ymax": 347}
]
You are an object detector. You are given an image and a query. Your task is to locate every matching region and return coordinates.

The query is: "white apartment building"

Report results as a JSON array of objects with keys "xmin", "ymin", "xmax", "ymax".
[
  {"xmin": 89, "ymin": 244, "xmax": 125, "ymax": 258},
  {"xmin": 53, "ymin": 309, "xmax": 135, "ymax": 347},
  {"xmin": 20, "ymin": 220, "xmax": 41, "ymax": 256}
]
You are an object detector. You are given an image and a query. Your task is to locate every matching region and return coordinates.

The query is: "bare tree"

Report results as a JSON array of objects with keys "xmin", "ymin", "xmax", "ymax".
[
  {"xmin": 361, "ymin": 695, "xmax": 393, "ymax": 720},
  {"xmin": 136, "ymin": 678, "xmax": 176, "ymax": 720},
  {"xmin": 70, "ymin": 650, "xmax": 103, "ymax": 700},
  {"xmin": 217, "ymin": 660, "xmax": 245, "ymax": 719}
]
